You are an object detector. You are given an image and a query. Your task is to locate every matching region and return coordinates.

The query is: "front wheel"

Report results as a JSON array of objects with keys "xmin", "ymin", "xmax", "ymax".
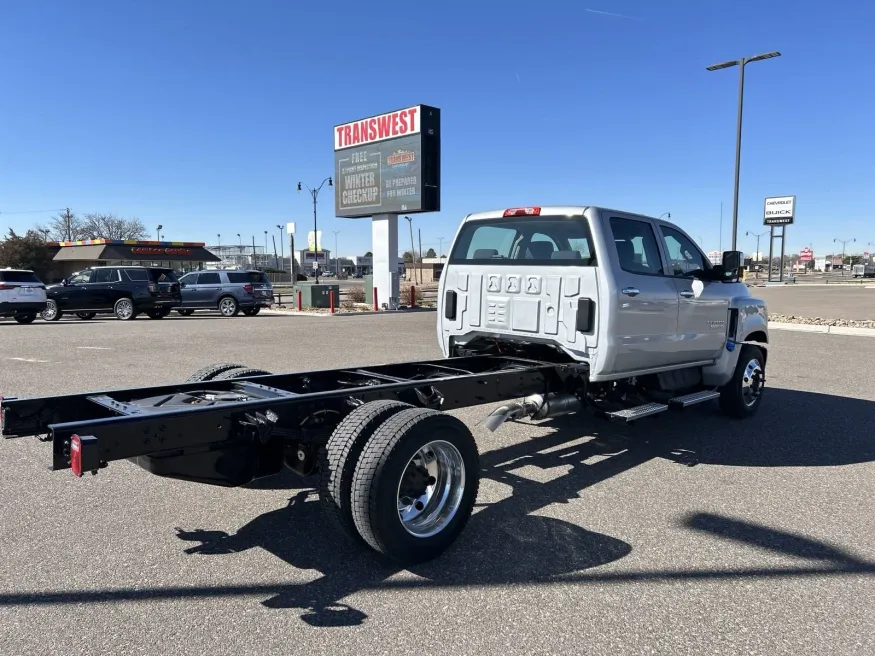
[
  {"xmin": 14, "ymin": 313, "xmax": 37, "ymax": 324},
  {"xmin": 719, "ymin": 345, "xmax": 765, "ymax": 418},
  {"xmin": 350, "ymin": 408, "xmax": 480, "ymax": 565},
  {"xmin": 218, "ymin": 296, "xmax": 239, "ymax": 317},
  {"xmin": 41, "ymin": 299, "xmax": 62, "ymax": 322}
]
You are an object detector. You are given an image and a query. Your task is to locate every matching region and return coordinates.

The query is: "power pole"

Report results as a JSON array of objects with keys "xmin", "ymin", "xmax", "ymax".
[
  {"xmin": 418, "ymin": 228, "xmax": 423, "ymax": 285},
  {"xmin": 64, "ymin": 208, "xmax": 73, "ymax": 241}
]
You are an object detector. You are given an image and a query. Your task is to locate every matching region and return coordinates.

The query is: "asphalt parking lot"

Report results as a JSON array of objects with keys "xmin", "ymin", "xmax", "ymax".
[
  {"xmin": 1, "ymin": 313, "xmax": 873, "ymax": 655},
  {"xmin": 751, "ymin": 284, "xmax": 875, "ymax": 320}
]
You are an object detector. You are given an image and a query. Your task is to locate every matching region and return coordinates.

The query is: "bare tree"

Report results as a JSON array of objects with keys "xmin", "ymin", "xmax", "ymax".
[
  {"xmin": 81, "ymin": 213, "xmax": 149, "ymax": 240},
  {"xmin": 36, "ymin": 210, "xmax": 88, "ymax": 241}
]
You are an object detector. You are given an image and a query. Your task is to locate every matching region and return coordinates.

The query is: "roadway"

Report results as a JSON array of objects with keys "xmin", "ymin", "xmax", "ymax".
[{"xmin": 0, "ymin": 313, "xmax": 872, "ymax": 655}]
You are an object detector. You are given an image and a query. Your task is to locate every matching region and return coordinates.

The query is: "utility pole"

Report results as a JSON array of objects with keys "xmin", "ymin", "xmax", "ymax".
[
  {"xmin": 333, "ymin": 230, "xmax": 340, "ymax": 276},
  {"xmin": 64, "ymin": 208, "xmax": 73, "ymax": 241},
  {"xmin": 405, "ymin": 216, "xmax": 417, "ymax": 284},
  {"xmin": 834, "ymin": 237, "xmax": 855, "ymax": 277},
  {"xmin": 418, "ymin": 228, "xmax": 423, "ymax": 284},
  {"xmin": 298, "ymin": 177, "xmax": 333, "ymax": 284},
  {"xmin": 719, "ymin": 202, "xmax": 723, "ymax": 252},
  {"xmin": 276, "ymin": 225, "xmax": 285, "ymax": 273}
]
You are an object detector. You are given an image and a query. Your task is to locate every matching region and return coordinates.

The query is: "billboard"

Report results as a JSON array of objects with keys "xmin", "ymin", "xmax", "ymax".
[
  {"xmin": 333, "ymin": 104, "xmax": 441, "ymax": 218},
  {"xmin": 763, "ymin": 195, "xmax": 795, "ymax": 226}
]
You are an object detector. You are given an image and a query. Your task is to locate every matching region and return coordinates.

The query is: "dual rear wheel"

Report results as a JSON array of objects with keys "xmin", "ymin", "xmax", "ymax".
[{"xmin": 320, "ymin": 400, "xmax": 479, "ymax": 565}]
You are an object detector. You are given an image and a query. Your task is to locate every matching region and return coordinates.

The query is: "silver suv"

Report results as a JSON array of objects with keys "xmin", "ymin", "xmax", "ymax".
[
  {"xmin": 0, "ymin": 268, "xmax": 48, "ymax": 324},
  {"xmin": 176, "ymin": 269, "xmax": 273, "ymax": 317}
]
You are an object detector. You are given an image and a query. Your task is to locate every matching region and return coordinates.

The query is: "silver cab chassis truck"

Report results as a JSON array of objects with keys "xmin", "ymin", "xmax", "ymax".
[{"xmin": 1, "ymin": 206, "xmax": 769, "ymax": 566}]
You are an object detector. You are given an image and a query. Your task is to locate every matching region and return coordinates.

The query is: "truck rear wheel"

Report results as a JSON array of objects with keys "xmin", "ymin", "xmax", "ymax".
[
  {"xmin": 719, "ymin": 345, "xmax": 765, "ymax": 418},
  {"xmin": 320, "ymin": 400, "xmax": 412, "ymax": 541},
  {"xmin": 185, "ymin": 363, "xmax": 248, "ymax": 383},
  {"xmin": 211, "ymin": 367, "xmax": 272, "ymax": 380},
  {"xmin": 350, "ymin": 408, "xmax": 480, "ymax": 565}
]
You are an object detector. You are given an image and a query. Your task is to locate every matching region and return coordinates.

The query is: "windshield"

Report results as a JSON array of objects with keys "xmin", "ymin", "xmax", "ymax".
[{"xmin": 448, "ymin": 216, "xmax": 596, "ymax": 266}]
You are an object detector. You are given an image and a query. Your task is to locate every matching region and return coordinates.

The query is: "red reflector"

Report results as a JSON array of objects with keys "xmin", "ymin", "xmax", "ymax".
[
  {"xmin": 503, "ymin": 207, "xmax": 541, "ymax": 217},
  {"xmin": 70, "ymin": 434, "xmax": 84, "ymax": 477},
  {"xmin": 244, "ymin": 284, "xmax": 253, "ymax": 294}
]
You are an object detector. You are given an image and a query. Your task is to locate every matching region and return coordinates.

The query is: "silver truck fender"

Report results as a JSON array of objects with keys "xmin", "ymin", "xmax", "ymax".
[{"xmin": 701, "ymin": 297, "xmax": 769, "ymax": 387}]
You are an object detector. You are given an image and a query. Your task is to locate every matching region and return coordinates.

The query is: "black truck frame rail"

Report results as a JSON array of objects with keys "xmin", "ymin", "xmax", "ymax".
[{"xmin": 1, "ymin": 355, "xmax": 583, "ymax": 483}]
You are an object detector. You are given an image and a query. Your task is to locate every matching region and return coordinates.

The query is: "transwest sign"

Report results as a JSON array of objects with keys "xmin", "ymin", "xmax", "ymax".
[{"xmin": 763, "ymin": 196, "xmax": 795, "ymax": 226}]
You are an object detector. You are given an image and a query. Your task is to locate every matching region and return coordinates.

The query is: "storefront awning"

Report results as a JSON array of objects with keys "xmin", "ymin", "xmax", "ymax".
[{"xmin": 51, "ymin": 244, "xmax": 221, "ymax": 263}]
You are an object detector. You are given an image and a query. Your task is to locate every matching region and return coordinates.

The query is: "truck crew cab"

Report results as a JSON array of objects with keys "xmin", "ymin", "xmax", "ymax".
[
  {"xmin": 1, "ymin": 205, "xmax": 768, "ymax": 567},
  {"xmin": 438, "ymin": 205, "xmax": 768, "ymax": 421}
]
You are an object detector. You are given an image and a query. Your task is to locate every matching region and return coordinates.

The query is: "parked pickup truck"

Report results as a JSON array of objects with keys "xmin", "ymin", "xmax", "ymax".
[{"xmin": 1, "ymin": 204, "xmax": 768, "ymax": 566}]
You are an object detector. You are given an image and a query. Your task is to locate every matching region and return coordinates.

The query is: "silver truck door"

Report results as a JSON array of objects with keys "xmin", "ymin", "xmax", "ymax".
[
  {"xmin": 657, "ymin": 224, "xmax": 729, "ymax": 362},
  {"xmin": 606, "ymin": 215, "xmax": 681, "ymax": 373}
]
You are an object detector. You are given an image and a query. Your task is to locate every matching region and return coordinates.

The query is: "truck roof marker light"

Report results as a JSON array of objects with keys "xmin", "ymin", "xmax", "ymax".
[{"xmin": 503, "ymin": 207, "xmax": 541, "ymax": 217}]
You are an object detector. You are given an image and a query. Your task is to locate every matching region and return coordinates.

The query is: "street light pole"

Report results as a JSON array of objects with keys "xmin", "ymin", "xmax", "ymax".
[
  {"xmin": 707, "ymin": 51, "xmax": 781, "ymax": 251},
  {"xmin": 298, "ymin": 177, "xmax": 333, "ymax": 284},
  {"xmin": 834, "ymin": 237, "xmax": 855, "ymax": 276},
  {"xmin": 156, "ymin": 224, "xmax": 163, "ymax": 241},
  {"xmin": 746, "ymin": 230, "xmax": 769, "ymax": 278},
  {"xmin": 276, "ymin": 225, "xmax": 285, "ymax": 273}
]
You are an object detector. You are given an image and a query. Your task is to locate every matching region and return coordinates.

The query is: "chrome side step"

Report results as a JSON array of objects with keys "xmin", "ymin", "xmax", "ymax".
[
  {"xmin": 668, "ymin": 390, "xmax": 720, "ymax": 409},
  {"xmin": 607, "ymin": 402, "xmax": 668, "ymax": 422},
  {"xmin": 607, "ymin": 389, "xmax": 721, "ymax": 423}
]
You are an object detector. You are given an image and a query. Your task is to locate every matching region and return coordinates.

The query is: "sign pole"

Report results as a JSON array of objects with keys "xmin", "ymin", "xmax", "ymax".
[
  {"xmin": 767, "ymin": 227, "xmax": 775, "ymax": 282},
  {"xmin": 779, "ymin": 226, "xmax": 786, "ymax": 283}
]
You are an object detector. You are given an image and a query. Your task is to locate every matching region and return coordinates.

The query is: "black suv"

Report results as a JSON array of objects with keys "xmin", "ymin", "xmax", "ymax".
[{"xmin": 41, "ymin": 266, "xmax": 181, "ymax": 321}]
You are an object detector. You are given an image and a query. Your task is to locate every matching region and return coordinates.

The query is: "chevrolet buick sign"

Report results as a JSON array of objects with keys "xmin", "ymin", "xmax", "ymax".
[{"xmin": 763, "ymin": 195, "xmax": 796, "ymax": 226}]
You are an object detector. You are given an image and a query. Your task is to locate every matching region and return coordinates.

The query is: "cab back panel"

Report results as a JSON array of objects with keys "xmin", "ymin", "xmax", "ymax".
[{"xmin": 442, "ymin": 265, "xmax": 598, "ymax": 361}]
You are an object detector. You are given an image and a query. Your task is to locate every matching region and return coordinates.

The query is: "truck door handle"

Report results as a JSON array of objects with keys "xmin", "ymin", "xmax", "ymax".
[
  {"xmin": 621, "ymin": 287, "xmax": 640, "ymax": 297},
  {"xmin": 679, "ymin": 290, "xmax": 694, "ymax": 298}
]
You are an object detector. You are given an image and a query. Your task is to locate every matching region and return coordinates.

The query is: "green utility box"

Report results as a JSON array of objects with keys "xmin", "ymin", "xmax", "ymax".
[
  {"xmin": 364, "ymin": 275, "xmax": 374, "ymax": 305},
  {"xmin": 294, "ymin": 284, "xmax": 340, "ymax": 309}
]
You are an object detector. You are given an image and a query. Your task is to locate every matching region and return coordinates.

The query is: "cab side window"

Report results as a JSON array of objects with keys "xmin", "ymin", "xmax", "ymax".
[
  {"xmin": 68, "ymin": 271, "xmax": 93, "ymax": 284},
  {"xmin": 92, "ymin": 268, "xmax": 120, "ymax": 283},
  {"xmin": 610, "ymin": 217, "xmax": 664, "ymax": 276},
  {"xmin": 197, "ymin": 272, "xmax": 221, "ymax": 285},
  {"xmin": 660, "ymin": 226, "xmax": 708, "ymax": 277}
]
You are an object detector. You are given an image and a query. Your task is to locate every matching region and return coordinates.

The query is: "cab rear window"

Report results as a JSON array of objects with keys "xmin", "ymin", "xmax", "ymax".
[
  {"xmin": 0, "ymin": 271, "xmax": 41, "ymax": 283},
  {"xmin": 448, "ymin": 216, "xmax": 596, "ymax": 266}
]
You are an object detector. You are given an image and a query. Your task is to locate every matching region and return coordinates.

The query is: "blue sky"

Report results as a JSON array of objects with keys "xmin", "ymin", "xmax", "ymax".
[{"xmin": 2, "ymin": 0, "xmax": 873, "ymax": 258}]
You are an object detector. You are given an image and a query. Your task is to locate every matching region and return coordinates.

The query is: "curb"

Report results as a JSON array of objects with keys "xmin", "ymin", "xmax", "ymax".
[
  {"xmin": 262, "ymin": 307, "xmax": 437, "ymax": 318},
  {"xmin": 768, "ymin": 321, "xmax": 875, "ymax": 337}
]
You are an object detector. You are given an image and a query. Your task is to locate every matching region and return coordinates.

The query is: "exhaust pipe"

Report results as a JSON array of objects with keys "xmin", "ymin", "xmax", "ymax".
[{"xmin": 483, "ymin": 393, "xmax": 581, "ymax": 432}]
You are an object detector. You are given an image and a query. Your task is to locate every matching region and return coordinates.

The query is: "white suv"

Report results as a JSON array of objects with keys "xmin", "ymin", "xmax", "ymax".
[{"xmin": 0, "ymin": 268, "xmax": 48, "ymax": 324}]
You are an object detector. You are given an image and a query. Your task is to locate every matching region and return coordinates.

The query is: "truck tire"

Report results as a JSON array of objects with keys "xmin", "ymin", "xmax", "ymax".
[
  {"xmin": 350, "ymin": 408, "xmax": 480, "ymax": 565},
  {"xmin": 185, "ymin": 363, "xmax": 248, "ymax": 383},
  {"xmin": 211, "ymin": 367, "xmax": 272, "ymax": 380},
  {"xmin": 320, "ymin": 400, "xmax": 412, "ymax": 541},
  {"xmin": 75, "ymin": 312, "xmax": 96, "ymax": 320},
  {"xmin": 14, "ymin": 313, "xmax": 37, "ymax": 324},
  {"xmin": 718, "ymin": 344, "xmax": 765, "ymax": 418}
]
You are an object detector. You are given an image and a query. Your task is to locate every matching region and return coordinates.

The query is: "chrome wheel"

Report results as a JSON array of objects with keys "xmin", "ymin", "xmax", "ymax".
[
  {"xmin": 741, "ymin": 358, "xmax": 763, "ymax": 407},
  {"xmin": 41, "ymin": 300, "xmax": 58, "ymax": 321},
  {"xmin": 396, "ymin": 440, "xmax": 466, "ymax": 539},
  {"xmin": 219, "ymin": 297, "xmax": 237, "ymax": 316},
  {"xmin": 115, "ymin": 299, "xmax": 134, "ymax": 320}
]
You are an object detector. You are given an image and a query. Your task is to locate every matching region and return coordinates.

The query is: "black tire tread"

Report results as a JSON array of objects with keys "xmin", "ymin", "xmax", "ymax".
[
  {"xmin": 319, "ymin": 400, "xmax": 412, "ymax": 540},
  {"xmin": 719, "ymin": 345, "xmax": 765, "ymax": 418},
  {"xmin": 211, "ymin": 367, "xmax": 272, "ymax": 380},
  {"xmin": 351, "ymin": 408, "xmax": 480, "ymax": 560},
  {"xmin": 185, "ymin": 362, "xmax": 247, "ymax": 383},
  {"xmin": 13, "ymin": 314, "xmax": 37, "ymax": 324}
]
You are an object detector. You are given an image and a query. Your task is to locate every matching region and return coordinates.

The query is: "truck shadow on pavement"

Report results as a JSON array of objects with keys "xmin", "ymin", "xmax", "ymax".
[
  {"xmin": 2, "ymin": 387, "xmax": 874, "ymax": 626},
  {"xmin": 169, "ymin": 386, "xmax": 875, "ymax": 625}
]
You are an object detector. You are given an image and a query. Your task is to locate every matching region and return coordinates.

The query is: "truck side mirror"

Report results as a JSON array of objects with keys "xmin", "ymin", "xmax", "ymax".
[{"xmin": 722, "ymin": 250, "xmax": 743, "ymax": 276}]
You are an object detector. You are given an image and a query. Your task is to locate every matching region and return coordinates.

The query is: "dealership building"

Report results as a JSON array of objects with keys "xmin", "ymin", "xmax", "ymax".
[{"xmin": 44, "ymin": 239, "xmax": 221, "ymax": 283}]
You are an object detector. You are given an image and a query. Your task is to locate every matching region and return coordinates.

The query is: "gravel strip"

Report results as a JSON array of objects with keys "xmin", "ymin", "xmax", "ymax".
[{"xmin": 769, "ymin": 313, "xmax": 875, "ymax": 329}]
